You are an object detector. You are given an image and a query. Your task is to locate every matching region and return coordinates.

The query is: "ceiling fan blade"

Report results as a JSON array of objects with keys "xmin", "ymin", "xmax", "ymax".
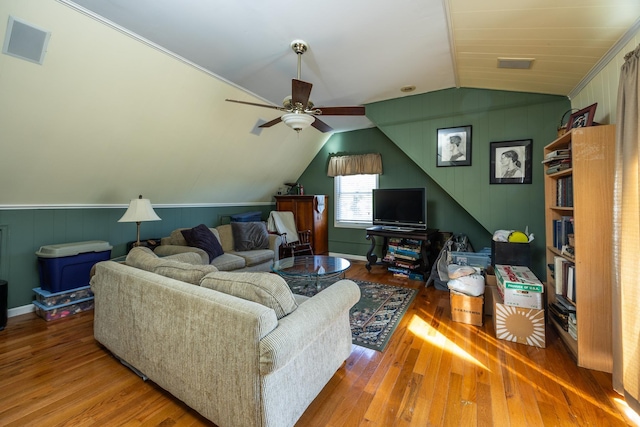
[
  {"xmin": 259, "ymin": 117, "xmax": 283, "ymax": 128},
  {"xmin": 292, "ymin": 79, "xmax": 313, "ymax": 108},
  {"xmin": 311, "ymin": 117, "xmax": 333, "ymax": 133},
  {"xmin": 315, "ymin": 106, "xmax": 366, "ymax": 116},
  {"xmin": 226, "ymin": 99, "xmax": 283, "ymax": 111}
]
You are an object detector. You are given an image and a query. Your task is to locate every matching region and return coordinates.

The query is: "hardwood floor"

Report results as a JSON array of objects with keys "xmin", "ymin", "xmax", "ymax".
[{"xmin": 1, "ymin": 260, "xmax": 638, "ymax": 426}]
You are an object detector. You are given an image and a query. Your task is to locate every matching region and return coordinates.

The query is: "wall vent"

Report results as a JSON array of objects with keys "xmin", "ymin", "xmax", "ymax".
[
  {"xmin": 497, "ymin": 57, "xmax": 535, "ymax": 70},
  {"xmin": 2, "ymin": 16, "xmax": 51, "ymax": 65}
]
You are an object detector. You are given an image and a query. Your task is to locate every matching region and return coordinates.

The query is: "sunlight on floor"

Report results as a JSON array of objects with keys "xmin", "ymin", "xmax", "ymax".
[
  {"xmin": 408, "ymin": 314, "xmax": 488, "ymax": 370},
  {"xmin": 614, "ymin": 398, "xmax": 640, "ymax": 426}
]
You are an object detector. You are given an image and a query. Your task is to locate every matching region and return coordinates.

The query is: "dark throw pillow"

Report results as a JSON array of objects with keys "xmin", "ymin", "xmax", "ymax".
[
  {"xmin": 231, "ymin": 221, "xmax": 270, "ymax": 251},
  {"xmin": 181, "ymin": 224, "xmax": 224, "ymax": 263}
]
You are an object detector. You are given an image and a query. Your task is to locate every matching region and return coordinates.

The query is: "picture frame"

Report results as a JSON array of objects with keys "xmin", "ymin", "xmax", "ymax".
[
  {"xmin": 437, "ymin": 125, "xmax": 472, "ymax": 167},
  {"xmin": 490, "ymin": 139, "xmax": 532, "ymax": 184},
  {"xmin": 566, "ymin": 103, "xmax": 597, "ymax": 130}
]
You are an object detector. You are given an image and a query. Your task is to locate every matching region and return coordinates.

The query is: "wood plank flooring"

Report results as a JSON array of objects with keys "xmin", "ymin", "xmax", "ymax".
[{"xmin": 1, "ymin": 260, "xmax": 638, "ymax": 426}]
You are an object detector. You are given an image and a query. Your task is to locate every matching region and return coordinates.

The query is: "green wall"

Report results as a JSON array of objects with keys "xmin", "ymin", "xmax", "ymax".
[
  {"xmin": 300, "ymin": 88, "xmax": 570, "ymax": 279},
  {"xmin": 0, "ymin": 205, "xmax": 272, "ymax": 309},
  {"xmin": 297, "ymin": 126, "xmax": 492, "ymax": 261},
  {"xmin": 3, "ymin": 87, "xmax": 570, "ymax": 310}
]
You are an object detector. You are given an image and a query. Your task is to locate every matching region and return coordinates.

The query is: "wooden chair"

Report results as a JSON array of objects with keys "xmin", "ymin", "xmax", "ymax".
[
  {"xmin": 279, "ymin": 229, "xmax": 314, "ymax": 258},
  {"xmin": 267, "ymin": 210, "xmax": 314, "ymax": 258}
]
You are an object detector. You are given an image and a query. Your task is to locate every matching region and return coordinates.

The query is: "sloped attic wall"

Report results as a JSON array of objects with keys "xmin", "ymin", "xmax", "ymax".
[
  {"xmin": 367, "ymin": 88, "xmax": 570, "ymax": 271},
  {"xmin": 0, "ymin": 0, "xmax": 328, "ymax": 206}
]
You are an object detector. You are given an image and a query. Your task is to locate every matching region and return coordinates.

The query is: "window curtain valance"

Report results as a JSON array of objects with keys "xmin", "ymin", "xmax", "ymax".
[{"xmin": 327, "ymin": 153, "xmax": 382, "ymax": 177}]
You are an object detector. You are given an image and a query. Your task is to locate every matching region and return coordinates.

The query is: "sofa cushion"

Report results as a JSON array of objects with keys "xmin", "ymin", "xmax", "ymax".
[
  {"xmin": 200, "ymin": 272, "xmax": 298, "ymax": 319},
  {"xmin": 231, "ymin": 222, "xmax": 270, "ymax": 251},
  {"xmin": 230, "ymin": 249, "xmax": 275, "ymax": 267},
  {"xmin": 215, "ymin": 224, "xmax": 235, "ymax": 253},
  {"xmin": 126, "ymin": 246, "xmax": 218, "ymax": 285},
  {"xmin": 181, "ymin": 224, "xmax": 224, "ymax": 262},
  {"xmin": 210, "ymin": 253, "xmax": 247, "ymax": 271}
]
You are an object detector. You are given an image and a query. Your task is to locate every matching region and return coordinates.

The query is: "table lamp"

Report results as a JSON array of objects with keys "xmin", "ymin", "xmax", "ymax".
[{"xmin": 118, "ymin": 195, "xmax": 161, "ymax": 247}]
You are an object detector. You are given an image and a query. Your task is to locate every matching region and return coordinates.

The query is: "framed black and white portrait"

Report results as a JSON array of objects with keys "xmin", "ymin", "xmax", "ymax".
[
  {"xmin": 490, "ymin": 139, "xmax": 533, "ymax": 184},
  {"xmin": 437, "ymin": 125, "xmax": 472, "ymax": 167}
]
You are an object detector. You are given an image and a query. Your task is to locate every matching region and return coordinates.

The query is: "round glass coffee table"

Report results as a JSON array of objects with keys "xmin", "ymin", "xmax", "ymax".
[{"xmin": 272, "ymin": 255, "xmax": 351, "ymax": 292}]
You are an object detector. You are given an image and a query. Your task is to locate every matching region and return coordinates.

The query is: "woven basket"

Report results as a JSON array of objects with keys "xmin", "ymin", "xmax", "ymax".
[{"xmin": 557, "ymin": 109, "xmax": 578, "ymax": 137}]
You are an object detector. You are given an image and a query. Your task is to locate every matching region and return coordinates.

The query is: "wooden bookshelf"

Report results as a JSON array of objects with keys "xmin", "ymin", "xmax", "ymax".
[{"xmin": 543, "ymin": 125, "xmax": 615, "ymax": 373}]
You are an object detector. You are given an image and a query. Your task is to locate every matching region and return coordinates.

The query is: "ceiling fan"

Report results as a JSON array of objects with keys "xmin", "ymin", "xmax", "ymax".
[{"xmin": 225, "ymin": 40, "xmax": 365, "ymax": 133}]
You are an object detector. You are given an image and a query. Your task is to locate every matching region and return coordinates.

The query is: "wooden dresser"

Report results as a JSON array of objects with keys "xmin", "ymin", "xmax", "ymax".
[{"xmin": 274, "ymin": 195, "xmax": 328, "ymax": 255}]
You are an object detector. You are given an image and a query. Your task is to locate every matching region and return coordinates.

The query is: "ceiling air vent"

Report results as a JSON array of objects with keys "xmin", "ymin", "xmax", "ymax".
[{"xmin": 497, "ymin": 57, "xmax": 535, "ymax": 70}]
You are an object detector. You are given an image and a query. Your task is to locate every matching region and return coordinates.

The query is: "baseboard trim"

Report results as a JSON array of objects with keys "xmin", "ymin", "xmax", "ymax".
[
  {"xmin": 329, "ymin": 252, "xmax": 367, "ymax": 262},
  {"xmin": 9, "ymin": 304, "xmax": 35, "ymax": 318}
]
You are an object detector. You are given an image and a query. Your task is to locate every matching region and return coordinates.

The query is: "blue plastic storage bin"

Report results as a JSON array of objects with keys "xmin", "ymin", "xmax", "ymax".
[
  {"xmin": 230, "ymin": 211, "xmax": 262, "ymax": 222},
  {"xmin": 36, "ymin": 240, "xmax": 112, "ymax": 293}
]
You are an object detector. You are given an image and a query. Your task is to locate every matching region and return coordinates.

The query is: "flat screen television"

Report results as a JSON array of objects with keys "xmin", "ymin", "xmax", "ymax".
[{"xmin": 372, "ymin": 187, "xmax": 427, "ymax": 230}]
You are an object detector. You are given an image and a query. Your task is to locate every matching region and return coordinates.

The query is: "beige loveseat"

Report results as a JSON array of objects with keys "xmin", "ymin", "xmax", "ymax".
[
  {"xmin": 91, "ymin": 247, "xmax": 360, "ymax": 427},
  {"xmin": 154, "ymin": 223, "xmax": 282, "ymax": 272}
]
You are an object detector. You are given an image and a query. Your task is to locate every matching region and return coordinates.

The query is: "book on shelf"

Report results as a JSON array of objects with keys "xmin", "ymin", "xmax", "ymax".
[
  {"xmin": 542, "ymin": 155, "xmax": 571, "ymax": 164},
  {"xmin": 566, "ymin": 265, "xmax": 576, "ymax": 303},
  {"xmin": 556, "ymin": 294, "xmax": 576, "ymax": 312},
  {"xmin": 552, "ymin": 216, "xmax": 573, "ymax": 249},
  {"xmin": 549, "ymin": 303, "xmax": 569, "ymax": 331},
  {"xmin": 556, "ymin": 176, "xmax": 574, "ymax": 207},
  {"xmin": 546, "ymin": 162, "xmax": 572, "ymax": 175},
  {"xmin": 545, "ymin": 149, "xmax": 571, "ymax": 160},
  {"xmin": 554, "ymin": 256, "xmax": 568, "ymax": 294}
]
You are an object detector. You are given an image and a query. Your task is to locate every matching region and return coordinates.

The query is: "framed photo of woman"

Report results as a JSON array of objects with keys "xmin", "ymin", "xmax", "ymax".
[
  {"xmin": 490, "ymin": 139, "xmax": 532, "ymax": 184},
  {"xmin": 437, "ymin": 125, "xmax": 472, "ymax": 167}
]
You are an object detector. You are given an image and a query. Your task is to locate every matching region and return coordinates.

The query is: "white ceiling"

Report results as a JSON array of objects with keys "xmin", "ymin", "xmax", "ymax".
[{"xmin": 63, "ymin": 0, "xmax": 640, "ymax": 133}]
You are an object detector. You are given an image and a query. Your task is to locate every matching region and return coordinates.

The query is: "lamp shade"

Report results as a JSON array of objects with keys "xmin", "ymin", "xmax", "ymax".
[
  {"xmin": 118, "ymin": 196, "xmax": 161, "ymax": 223},
  {"xmin": 282, "ymin": 112, "xmax": 315, "ymax": 132}
]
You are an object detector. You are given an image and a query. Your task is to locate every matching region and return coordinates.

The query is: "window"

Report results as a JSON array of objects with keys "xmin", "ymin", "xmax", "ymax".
[{"xmin": 334, "ymin": 174, "xmax": 378, "ymax": 228}]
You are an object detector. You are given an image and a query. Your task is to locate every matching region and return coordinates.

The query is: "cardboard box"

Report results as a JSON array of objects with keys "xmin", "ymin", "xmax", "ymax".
[
  {"xmin": 484, "ymin": 285, "xmax": 497, "ymax": 315},
  {"xmin": 492, "ymin": 287, "xmax": 545, "ymax": 348},
  {"xmin": 495, "ymin": 265, "xmax": 544, "ymax": 309},
  {"xmin": 485, "ymin": 265, "xmax": 497, "ymax": 286},
  {"xmin": 450, "ymin": 291, "xmax": 484, "ymax": 326}
]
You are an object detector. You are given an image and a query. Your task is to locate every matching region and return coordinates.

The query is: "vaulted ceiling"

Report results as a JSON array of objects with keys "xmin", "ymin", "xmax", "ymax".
[
  {"xmin": 1, "ymin": 1, "xmax": 639, "ymax": 206},
  {"xmin": 64, "ymin": 0, "xmax": 640, "ymax": 132}
]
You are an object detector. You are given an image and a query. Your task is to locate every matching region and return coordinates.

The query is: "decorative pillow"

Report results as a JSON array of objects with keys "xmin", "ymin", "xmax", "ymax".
[
  {"xmin": 231, "ymin": 222, "xmax": 269, "ymax": 251},
  {"xmin": 181, "ymin": 224, "xmax": 224, "ymax": 263},
  {"xmin": 200, "ymin": 272, "xmax": 297, "ymax": 319}
]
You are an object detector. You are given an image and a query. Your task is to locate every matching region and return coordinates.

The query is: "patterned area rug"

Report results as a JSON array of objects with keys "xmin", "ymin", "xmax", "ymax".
[{"xmin": 286, "ymin": 278, "xmax": 418, "ymax": 352}]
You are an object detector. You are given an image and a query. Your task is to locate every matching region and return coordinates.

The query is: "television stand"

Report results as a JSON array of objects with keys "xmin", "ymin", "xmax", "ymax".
[{"xmin": 365, "ymin": 227, "xmax": 438, "ymax": 280}]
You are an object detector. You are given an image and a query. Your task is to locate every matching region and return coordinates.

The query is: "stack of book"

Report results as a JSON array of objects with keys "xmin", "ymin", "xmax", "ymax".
[
  {"xmin": 549, "ymin": 295, "xmax": 576, "ymax": 333},
  {"xmin": 385, "ymin": 238, "xmax": 423, "ymax": 280},
  {"xmin": 543, "ymin": 148, "xmax": 572, "ymax": 174}
]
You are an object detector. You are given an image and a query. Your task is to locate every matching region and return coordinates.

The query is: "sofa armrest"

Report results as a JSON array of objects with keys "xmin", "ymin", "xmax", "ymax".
[
  {"xmin": 259, "ymin": 279, "xmax": 360, "ymax": 374},
  {"xmin": 154, "ymin": 244, "xmax": 209, "ymax": 264},
  {"xmin": 269, "ymin": 233, "xmax": 283, "ymax": 262}
]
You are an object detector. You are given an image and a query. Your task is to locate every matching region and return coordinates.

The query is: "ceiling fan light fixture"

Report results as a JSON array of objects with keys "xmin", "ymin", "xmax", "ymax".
[{"xmin": 282, "ymin": 112, "xmax": 315, "ymax": 132}]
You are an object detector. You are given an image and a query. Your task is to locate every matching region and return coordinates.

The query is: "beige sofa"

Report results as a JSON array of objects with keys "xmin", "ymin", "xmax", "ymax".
[
  {"xmin": 91, "ymin": 247, "xmax": 360, "ymax": 427},
  {"xmin": 154, "ymin": 223, "xmax": 282, "ymax": 272}
]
